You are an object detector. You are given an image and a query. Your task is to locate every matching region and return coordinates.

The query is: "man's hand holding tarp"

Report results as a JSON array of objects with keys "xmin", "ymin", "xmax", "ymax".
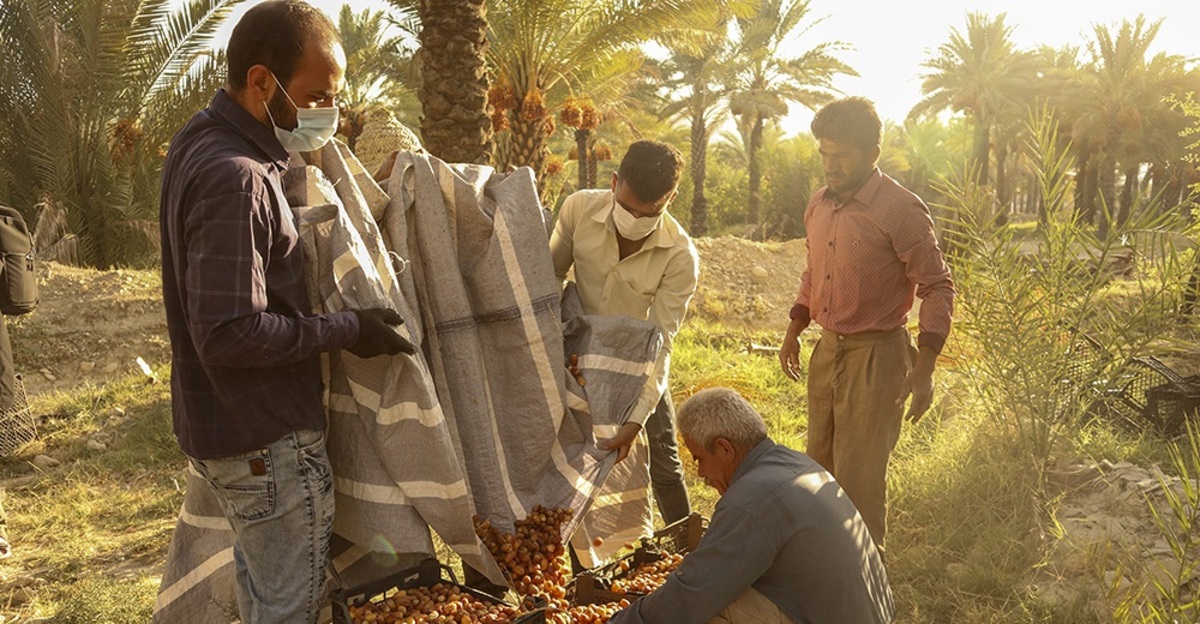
[{"xmin": 349, "ymin": 307, "xmax": 417, "ymax": 358}]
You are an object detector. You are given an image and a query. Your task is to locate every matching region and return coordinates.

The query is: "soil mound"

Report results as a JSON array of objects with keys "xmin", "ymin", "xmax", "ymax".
[
  {"xmin": 11, "ymin": 262, "xmax": 168, "ymax": 398},
  {"xmin": 690, "ymin": 236, "xmax": 806, "ymax": 330}
]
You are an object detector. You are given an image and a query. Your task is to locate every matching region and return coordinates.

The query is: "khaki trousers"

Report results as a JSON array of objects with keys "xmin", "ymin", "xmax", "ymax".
[
  {"xmin": 806, "ymin": 327, "xmax": 913, "ymax": 552},
  {"xmin": 707, "ymin": 588, "xmax": 795, "ymax": 624}
]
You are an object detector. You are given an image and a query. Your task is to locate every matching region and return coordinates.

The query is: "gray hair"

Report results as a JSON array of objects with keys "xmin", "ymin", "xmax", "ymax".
[{"xmin": 677, "ymin": 388, "xmax": 768, "ymax": 452}]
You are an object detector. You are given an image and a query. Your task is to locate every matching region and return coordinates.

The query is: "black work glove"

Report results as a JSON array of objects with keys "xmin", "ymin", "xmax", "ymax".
[{"xmin": 348, "ymin": 308, "xmax": 417, "ymax": 358}]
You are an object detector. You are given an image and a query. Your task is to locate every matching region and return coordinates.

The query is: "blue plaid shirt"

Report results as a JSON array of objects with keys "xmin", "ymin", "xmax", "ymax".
[{"xmin": 159, "ymin": 90, "xmax": 358, "ymax": 459}]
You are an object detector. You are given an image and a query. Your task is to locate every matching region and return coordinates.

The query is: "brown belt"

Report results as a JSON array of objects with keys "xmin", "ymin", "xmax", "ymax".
[{"xmin": 820, "ymin": 326, "xmax": 907, "ymax": 343}]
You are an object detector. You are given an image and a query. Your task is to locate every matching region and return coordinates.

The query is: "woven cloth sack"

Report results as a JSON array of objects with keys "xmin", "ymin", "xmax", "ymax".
[{"xmin": 353, "ymin": 110, "xmax": 424, "ymax": 175}]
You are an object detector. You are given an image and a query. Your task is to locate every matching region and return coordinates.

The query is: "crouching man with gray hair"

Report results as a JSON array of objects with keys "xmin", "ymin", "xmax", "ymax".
[{"xmin": 609, "ymin": 388, "xmax": 894, "ymax": 624}]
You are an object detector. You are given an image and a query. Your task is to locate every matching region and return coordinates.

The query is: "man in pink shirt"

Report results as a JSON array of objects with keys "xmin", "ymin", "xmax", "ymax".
[{"xmin": 778, "ymin": 97, "xmax": 955, "ymax": 554}]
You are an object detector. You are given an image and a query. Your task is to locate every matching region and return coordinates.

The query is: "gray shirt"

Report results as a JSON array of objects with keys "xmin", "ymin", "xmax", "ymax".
[{"xmin": 610, "ymin": 440, "xmax": 894, "ymax": 624}]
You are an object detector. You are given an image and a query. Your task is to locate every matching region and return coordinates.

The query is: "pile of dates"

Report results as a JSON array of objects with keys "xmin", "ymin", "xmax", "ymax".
[
  {"xmin": 352, "ymin": 506, "xmax": 687, "ymax": 623},
  {"xmin": 551, "ymin": 599, "xmax": 631, "ymax": 624},
  {"xmin": 475, "ymin": 505, "xmax": 574, "ymax": 608},
  {"xmin": 347, "ymin": 582, "xmax": 522, "ymax": 624},
  {"xmin": 608, "ymin": 553, "xmax": 684, "ymax": 596}
]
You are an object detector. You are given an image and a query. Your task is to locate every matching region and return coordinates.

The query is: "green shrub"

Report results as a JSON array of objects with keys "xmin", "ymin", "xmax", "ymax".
[{"xmin": 939, "ymin": 110, "xmax": 1193, "ymax": 471}]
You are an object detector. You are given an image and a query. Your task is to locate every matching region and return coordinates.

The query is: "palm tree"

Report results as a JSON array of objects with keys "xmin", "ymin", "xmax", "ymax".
[
  {"xmin": 660, "ymin": 34, "xmax": 737, "ymax": 237},
  {"xmin": 1017, "ymin": 45, "xmax": 1086, "ymax": 222},
  {"xmin": 910, "ymin": 12, "xmax": 1035, "ymax": 187},
  {"xmin": 879, "ymin": 117, "xmax": 967, "ymax": 204},
  {"xmin": 336, "ymin": 5, "xmax": 419, "ymax": 152},
  {"xmin": 760, "ymin": 130, "xmax": 821, "ymax": 239},
  {"xmin": 486, "ymin": 0, "xmax": 719, "ymax": 192},
  {"xmin": 558, "ymin": 97, "xmax": 602, "ymax": 190},
  {"xmin": 1164, "ymin": 94, "xmax": 1200, "ymax": 210},
  {"xmin": 1071, "ymin": 17, "xmax": 1198, "ymax": 232},
  {"xmin": 727, "ymin": 0, "xmax": 854, "ymax": 237},
  {"xmin": 398, "ymin": 0, "xmax": 492, "ymax": 164},
  {"xmin": 0, "ymin": 0, "xmax": 238, "ymax": 268}
]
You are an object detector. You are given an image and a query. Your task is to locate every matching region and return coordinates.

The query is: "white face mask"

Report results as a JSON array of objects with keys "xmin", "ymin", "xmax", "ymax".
[
  {"xmin": 264, "ymin": 74, "xmax": 339, "ymax": 153},
  {"xmin": 612, "ymin": 197, "xmax": 663, "ymax": 240}
]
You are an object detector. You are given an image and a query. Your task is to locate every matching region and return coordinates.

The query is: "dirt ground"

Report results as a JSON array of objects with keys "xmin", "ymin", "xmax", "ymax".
[
  {"xmin": 8, "ymin": 236, "xmax": 805, "ymax": 399},
  {"xmin": 10, "ymin": 262, "xmax": 170, "ymax": 399},
  {"xmin": 690, "ymin": 236, "xmax": 806, "ymax": 330}
]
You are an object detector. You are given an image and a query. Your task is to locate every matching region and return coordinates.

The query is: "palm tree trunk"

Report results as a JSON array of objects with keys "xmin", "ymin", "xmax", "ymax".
[
  {"xmin": 689, "ymin": 111, "xmax": 708, "ymax": 236},
  {"xmin": 1097, "ymin": 156, "xmax": 1116, "ymax": 237},
  {"xmin": 1032, "ymin": 173, "xmax": 1047, "ymax": 226},
  {"xmin": 972, "ymin": 118, "xmax": 990, "ymax": 185},
  {"xmin": 995, "ymin": 142, "xmax": 1009, "ymax": 226},
  {"xmin": 1077, "ymin": 150, "xmax": 1097, "ymax": 225},
  {"xmin": 1116, "ymin": 164, "xmax": 1138, "ymax": 226},
  {"xmin": 575, "ymin": 129, "xmax": 590, "ymax": 191},
  {"xmin": 1163, "ymin": 162, "xmax": 1185, "ymax": 219},
  {"xmin": 748, "ymin": 115, "xmax": 764, "ymax": 240},
  {"xmin": 1147, "ymin": 162, "xmax": 1162, "ymax": 215},
  {"xmin": 417, "ymin": 0, "xmax": 491, "ymax": 164},
  {"xmin": 509, "ymin": 109, "xmax": 549, "ymax": 191},
  {"xmin": 585, "ymin": 137, "xmax": 598, "ymax": 188}
]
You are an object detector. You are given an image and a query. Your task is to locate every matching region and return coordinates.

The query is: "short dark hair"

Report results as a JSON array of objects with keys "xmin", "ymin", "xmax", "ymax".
[
  {"xmin": 617, "ymin": 140, "xmax": 683, "ymax": 205},
  {"xmin": 810, "ymin": 97, "xmax": 882, "ymax": 151},
  {"xmin": 226, "ymin": 0, "xmax": 340, "ymax": 90}
]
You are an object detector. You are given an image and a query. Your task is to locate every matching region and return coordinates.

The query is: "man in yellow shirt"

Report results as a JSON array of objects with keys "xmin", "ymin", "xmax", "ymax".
[{"xmin": 549, "ymin": 140, "xmax": 700, "ymax": 524}]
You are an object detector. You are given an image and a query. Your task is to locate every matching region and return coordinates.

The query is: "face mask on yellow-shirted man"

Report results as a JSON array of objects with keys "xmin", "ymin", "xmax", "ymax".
[{"xmin": 612, "ymin": 198, "xmax": 662, "ymax": 240}]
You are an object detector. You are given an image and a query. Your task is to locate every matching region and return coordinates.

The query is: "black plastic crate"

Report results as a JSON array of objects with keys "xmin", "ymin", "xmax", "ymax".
[
  {"xmin": 331, "ymin": 558, "xmax": 544, "ymax": 624},
  {"xmin": 640, "ymin": 513, "xmax": 707, "ymax": 555},
  {"xmin": 571, "ymin": 514, "xmax": 707, "ymax": 606},
  {"xmin": 1062, "ymin": 335, "xmax": 1112, "ymax": 387},
  {"xmin": 572, "ymin": 549, "xmax": 663, "ymax": 606},
  {"xmin": 1141, "ymin": 369, "xmax": 1200, "ymax": 436}
]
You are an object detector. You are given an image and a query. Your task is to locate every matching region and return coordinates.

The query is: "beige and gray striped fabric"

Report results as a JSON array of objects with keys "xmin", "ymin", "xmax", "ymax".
[{"xmin": 152, "ymin": 144, "xmax": 659, "ymax": 622}]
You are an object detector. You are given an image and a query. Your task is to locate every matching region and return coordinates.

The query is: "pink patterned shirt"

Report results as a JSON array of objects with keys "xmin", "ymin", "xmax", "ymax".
[{"xmin": 791, "ymin": 169, "xmax": 955, "ymax": 352}]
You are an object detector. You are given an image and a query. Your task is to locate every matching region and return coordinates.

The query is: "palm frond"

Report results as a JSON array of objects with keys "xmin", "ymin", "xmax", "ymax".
[
  {"xmin": 1, "ymin": 0, "xmax": 234, "ymax": 266},
  {"xmin": 127, "ymin": 0, "xmax": 241, "ymax": 118},
  {"xmin": 142, "ymin": 50, "xmax": 226, "ymax": 149}
]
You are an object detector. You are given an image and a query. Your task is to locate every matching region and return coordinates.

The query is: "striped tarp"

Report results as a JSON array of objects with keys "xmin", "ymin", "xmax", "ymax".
[{"xmin": 152, "ymin": 144, "xmax": 658, "ymax": 622}]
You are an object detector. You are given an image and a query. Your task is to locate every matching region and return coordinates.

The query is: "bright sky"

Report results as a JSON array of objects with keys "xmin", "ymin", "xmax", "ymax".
[
  {"xmin": 784, "ymin": 0, "xmax": 1200, "ymax": 134},
  {"xmin": 219, "ymin": 0, "xmax": 1200, "ymax": 136}
]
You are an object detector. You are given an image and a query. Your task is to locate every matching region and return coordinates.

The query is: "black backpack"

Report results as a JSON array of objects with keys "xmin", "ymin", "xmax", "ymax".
[{"xmin": 0, "ymin": 205, "xmax": 36, "ymax": 315}]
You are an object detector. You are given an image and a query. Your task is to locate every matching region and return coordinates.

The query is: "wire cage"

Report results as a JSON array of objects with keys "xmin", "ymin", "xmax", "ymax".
[
  {"xmin": 1092, "ymin": 355, "xmax": 1200, "ymax": 437},
  {"xmin": 0, "ymin": 374, "xmax": 36, "ymax": 456},
  {"xmin": 1060, "ymin": 334, "xmax": 1118, "ymax": 419},
  {"xmin": 1061, "ymin": 335, "xmax": 1200, "ymax": 436},
  {"xmin": 1062, "ymin": 334, "xmax": 1113, "ymax": 387}
]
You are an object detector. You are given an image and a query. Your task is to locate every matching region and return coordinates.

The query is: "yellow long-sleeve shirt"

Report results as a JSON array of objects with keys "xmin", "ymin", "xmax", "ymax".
[{"xmin": 549, "ymin": 189, "xmax": 699, "ymax": 425}]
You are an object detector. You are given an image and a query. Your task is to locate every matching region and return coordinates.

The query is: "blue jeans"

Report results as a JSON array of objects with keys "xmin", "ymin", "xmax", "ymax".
[
  {"xmin": 190, "ymin": 429, "xmax": 335, "ymax": 624},
  {"xmin": 647, "ymin": 392, "xmax": 691, "ymax": 524}
]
